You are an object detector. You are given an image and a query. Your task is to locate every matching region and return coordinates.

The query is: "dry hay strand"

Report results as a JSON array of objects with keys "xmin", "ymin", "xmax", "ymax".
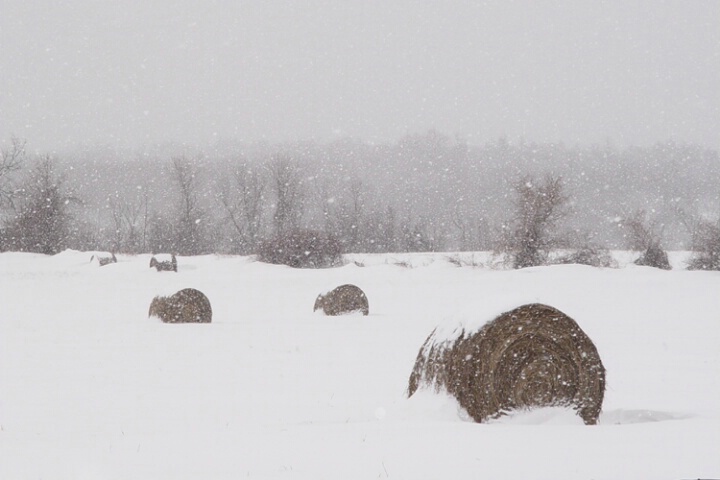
[
  {"xmin": 314, "ymin": 284, "xmax": 369, "ymax": 316},
  {"xmin": 150, "ymin": 254, "xmax": 177, "ymax": 272},
  {"xmin": 408, "ymin": 303, "xmax": 605, "ymax": 425},
  {"xmin": 148, "ymin": 288, "xmax": 212, "ymax": 323}
]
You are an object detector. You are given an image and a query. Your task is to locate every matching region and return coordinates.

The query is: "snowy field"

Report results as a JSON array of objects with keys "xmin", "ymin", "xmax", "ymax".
[{"xmin": 1, "ymin": 250, "xmax": 718, "ymax": 479}]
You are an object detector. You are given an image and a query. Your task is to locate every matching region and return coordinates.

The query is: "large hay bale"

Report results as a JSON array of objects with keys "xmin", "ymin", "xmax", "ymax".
[
  {"xmin": 150, "ymin": 253, "xmax": 177, "ymax": 272},
  {"xmin": 148, "ymin": 288, "xmax": 212, "ymax": 323},
  {"xmin": 408, "ymin": 303, "xmax": 605, "ymax": 425},
  {"xmin": 314, "ymin": 284, "xmax": 369, "ymax": 316}
]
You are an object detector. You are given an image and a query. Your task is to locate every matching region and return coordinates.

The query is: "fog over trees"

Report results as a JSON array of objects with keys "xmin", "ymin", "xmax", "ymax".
[
  {"xmin": 1, "ymin": 3, "xmax": 718, "ymax": 258},
  {"xmin": 0, "ymin": 132, "xmax": 717, "ymax": 256}
]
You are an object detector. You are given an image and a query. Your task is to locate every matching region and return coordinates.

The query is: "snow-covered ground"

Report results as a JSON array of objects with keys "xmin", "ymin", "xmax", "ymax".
[{"xmin": 1, "ymin": 250, "xmax": 718, "ymax": 479}]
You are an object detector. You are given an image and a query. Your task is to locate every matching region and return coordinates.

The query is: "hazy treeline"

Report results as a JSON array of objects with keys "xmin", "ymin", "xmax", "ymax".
[{"xmin": 1, "ymin": 131, "xmax": 718, "ymax": 255}]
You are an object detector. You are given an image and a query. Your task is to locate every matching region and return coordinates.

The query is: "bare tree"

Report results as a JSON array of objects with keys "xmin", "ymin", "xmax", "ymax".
[
  {"xmin": 398, "ymin": 214, "xmax": 438, "ymax": 253},
  {"xmin": 687, "ymin": 216, "xmax": 720, "ymax": 270},
  {"xmin": 503, "ymin": 174, "xmax": 569, "ymax": 268},
  {"xmin": 620, "ymin": 209, "xmax": 664, "ymax": 251},
  {"xmin": 146, "ymin": 213, "xmax": 176, "ymax": 254},
  {"xmin": 217, "ymin": 160, "xmax": 267, "ymax": 253},
  {"xmin": 0, "ymin": 137, "xmax": 26, "ymax": 207},
  {"xmin": 268, "ymin": 155, "xmax": 305, "ymax": 235},
  {"xmin": 331, "ymin": 179, "xmax": 365, "ymax": 252},
  {"xmin": 617, "ymin": 209, "xmax": 670, "ymax": 269},
  {"xmin": 109, "ymin": 188, "xmax": 149, "ymax": 253},
  {"xmin": 4, "ymin": 157, "xmax": 75, "ymax": 254},
  {"xmin": 313, "ymin": 177, "xmax": 335, "ymax": 235},
  {"xmin": 378, "ymin": 205, "xmax": 398, "ymax": 253},
  {"xmin": 356, "ymin": 202, "xmax": 398, "ymax": 253},
  {"xmin": 451, "ymin": 204, "xmax": 467, "ymax": 251},
  {"xmin": 451, "ymin": 201, "xmax": 488, "ymax": 251},
  {"xmin": 171, "ymin": 156, "xmax": 205, "ymax": 255}
]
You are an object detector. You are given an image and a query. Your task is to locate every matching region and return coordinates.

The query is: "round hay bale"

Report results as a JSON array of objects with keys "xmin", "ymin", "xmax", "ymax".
[
  {"xmin": 314, "ymin": 284, "xmax": 369, "ymax": 316},
  {"xmin": 407, "ymin": 303, "xmax": 605, "ymax": 425},
  {"xmin": 148, "ymin": 288, "xmax": 212, "ymax": 323}
]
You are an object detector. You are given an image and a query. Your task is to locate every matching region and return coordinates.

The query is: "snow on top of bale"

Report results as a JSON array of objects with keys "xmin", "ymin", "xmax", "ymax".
[
  {"xmin": 152, "ymin": 253, "xmax": 175, "ymax": 262},
  {"xmin": 429, "ymin": 296, "xmax": 543, "ymax": 344},
  {"xmin": 408, "ymin": 302, "xmax": 606, "ymax": 425}
]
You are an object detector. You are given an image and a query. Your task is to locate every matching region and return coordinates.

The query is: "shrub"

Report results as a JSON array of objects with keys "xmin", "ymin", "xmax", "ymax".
[
  {"xmin": 687, "ymin": 220, "xmax": 720, "ymax": 271},
  {"xmin": 257, "ymin": 229, "xmax": 342, "ymax": 268},
  {"xmin": 498, "ymin": 175, "xmax": 568, "ymax": 269},
  {"xmin": 554, "ymin": 246, "xmax": 615, "ymax": 268},
  {"xmin": 634, "ymin": 243, "xmax": 671, "ymax": 270}
]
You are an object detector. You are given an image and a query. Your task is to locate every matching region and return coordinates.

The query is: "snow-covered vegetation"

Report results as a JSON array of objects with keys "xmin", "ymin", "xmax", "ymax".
[{"xmin": 2, "ymin": 136, "xmax": 719, "ymax": 260}]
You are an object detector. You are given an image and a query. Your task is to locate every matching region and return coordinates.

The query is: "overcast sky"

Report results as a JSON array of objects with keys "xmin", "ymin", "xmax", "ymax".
[{"xmin": 1, "ymin": 1, "xmax": 718, "ymax": 152}]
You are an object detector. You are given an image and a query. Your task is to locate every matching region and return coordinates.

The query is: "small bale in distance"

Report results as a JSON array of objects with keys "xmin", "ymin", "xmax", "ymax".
[
  {"xmin": 150, "ymin": 253, "xmax": 178, "ymax": 272},
  {"xmin": 90, "ymin": 252, "xmax": 117, "ymax": 266},
  {"xmin": 407, "ymin": 303, "xmax": 605, "ymax": 425},
  {"xmin": 314, "ymin": 284, "xmax": 369, "ymax": 316},
  {"xmin": 148, "ymin": 288, "xmax": 212, "ymax": 323}
]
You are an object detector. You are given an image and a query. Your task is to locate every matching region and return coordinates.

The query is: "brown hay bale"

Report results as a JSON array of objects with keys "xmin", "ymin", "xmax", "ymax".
[
  {"xmin": 148, "ymin": 288, "xmax": 212, "ymax": 323},
  {"xmin": 314, "ymin": 284, "xmax": 369, "ymax": 316},
  {"xmin": 150, "ymin": 253, "xmax": 177, "ymax": 272},
  {"xmin": 91, "ymin": 252, "xmax": 117, "ymax": 266},
  {"xmin": 408, "ymin": 303, "xmax": 605, "ymax": 425}
]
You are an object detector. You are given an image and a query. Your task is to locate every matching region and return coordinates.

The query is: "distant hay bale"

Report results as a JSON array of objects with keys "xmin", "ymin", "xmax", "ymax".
[
  {"xmin": 314, "ymin": 284, "xmax": 369, "ymax": 316},
  {"xmin": 90, "ymin": 252, "xmax": 117, "ymax": 266},
  {"xmin": 408, "ymin": 303, "xmax": 605, "ymax": 425},
  {"xmin": 148, "ymin": 288, "xmax": 212, "ymax": 323},
  {"xmin": 150, "ymin": 253, "xmax": 177, "ymax": 272}
]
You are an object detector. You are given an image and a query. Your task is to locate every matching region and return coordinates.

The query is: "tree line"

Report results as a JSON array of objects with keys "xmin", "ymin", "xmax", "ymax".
[{"xmin": 0, "ymin": 132, "xmax": 718, "ymax": 269}]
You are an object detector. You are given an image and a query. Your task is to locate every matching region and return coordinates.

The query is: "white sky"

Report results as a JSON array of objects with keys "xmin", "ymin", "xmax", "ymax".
[{"xmin": 1, "ymin": 0, "xmax": 718, "ymax": 151}]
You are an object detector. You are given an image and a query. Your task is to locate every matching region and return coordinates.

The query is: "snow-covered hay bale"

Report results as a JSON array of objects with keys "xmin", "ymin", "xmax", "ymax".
[
  {"xmin": 90, "ymin": 252, "xmax": 117, "ymax": 266},
  {"xmin": 314, "ymin": 284, "xmax": 369, "ymax": 316},
  {"xmin": 407, "ymin": 303, "xmax": 605, "ymax": 425},
  {"xmin": 148, "ymin": 288, "xmax": 212, "ymax": 323},
  {"xmin": 150, "ymin": 253, "xmax": 177, "ymax": 272}
]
